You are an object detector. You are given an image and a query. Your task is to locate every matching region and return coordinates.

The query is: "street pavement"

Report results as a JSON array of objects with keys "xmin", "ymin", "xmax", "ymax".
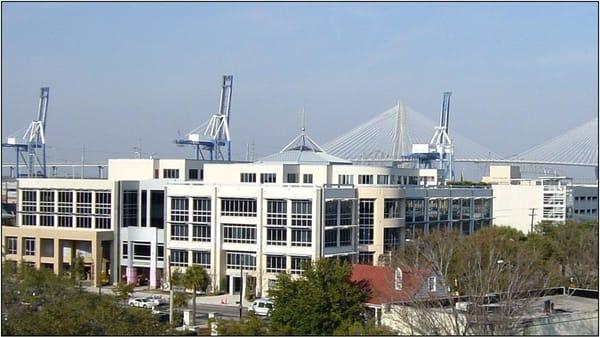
[{"xmin": 84, "ymin": 285, "xmax": 253, "ymax": 322}]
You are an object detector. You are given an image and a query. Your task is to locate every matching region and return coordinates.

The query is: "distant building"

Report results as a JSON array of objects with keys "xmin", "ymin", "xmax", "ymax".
[{"xmin": 484, "ymin": 165, "xmax": 598, "ymax": 233}]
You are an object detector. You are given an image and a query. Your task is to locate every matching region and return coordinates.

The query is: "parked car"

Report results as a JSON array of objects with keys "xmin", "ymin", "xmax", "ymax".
[
  {"xmin": 128, "ymin": 297, "xmax": 155, "ymax": 309},
  {"xmin": 248, "ymin": 298, "xmax": 273, "ymax": 316},
  {"xmin": 145, "ymin": 295, "xmax": 167, "ymax": 306}
]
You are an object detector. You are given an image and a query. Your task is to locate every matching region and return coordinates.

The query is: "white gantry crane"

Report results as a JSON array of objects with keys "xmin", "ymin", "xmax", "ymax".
[
  {"xmin": 410, "ymin": 92, "xmax": 455, "ymax": 182},
  {"xmin": 175, "ymin": 75, "xmax": 233, "ymax": 161},
  {"xmin": 2, "ymin": 87, "xmax": 50, "ymax": 177}
]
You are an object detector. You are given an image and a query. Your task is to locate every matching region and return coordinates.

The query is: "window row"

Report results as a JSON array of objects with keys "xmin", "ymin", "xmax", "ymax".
[
  {"xmin": 169, "ymin": 249, "xmax": 210, "ymax": 268},
  {"xmin": 20, "ymin": 190, "xmax": 111, "ymax": 215},
  {"xmin": 21, "ymin": 214, "xmax": 111, "ymax": 229}
]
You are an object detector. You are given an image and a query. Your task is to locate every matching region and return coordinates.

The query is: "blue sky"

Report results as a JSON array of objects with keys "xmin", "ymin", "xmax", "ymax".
[{"xmin": 2, "ymin": 3, "xmax": 597, "ymax": 173}]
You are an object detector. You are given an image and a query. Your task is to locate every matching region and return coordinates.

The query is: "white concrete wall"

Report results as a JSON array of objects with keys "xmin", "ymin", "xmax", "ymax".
[{"xmin": 492, "ymin": 184, "xmax": 544, "ymax": 233}]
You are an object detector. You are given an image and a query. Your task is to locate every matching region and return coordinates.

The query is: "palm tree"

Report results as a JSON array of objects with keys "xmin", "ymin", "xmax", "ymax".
[{"xmin": 182, "ymin": 265, "xmax": 210, "ymax": 326}]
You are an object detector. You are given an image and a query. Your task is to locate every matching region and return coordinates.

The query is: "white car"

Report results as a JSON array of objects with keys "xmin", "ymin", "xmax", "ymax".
[
  {"xmin": 128, "ymin": 297, "xmax": 155, "ymax": 309},
  {"xmin": 248, "ymin": 298, "xmax": 274, "ymax": 316},
  {"xmin": 145, "ymin": 295, "xmax": 167, "ymax": 306}
]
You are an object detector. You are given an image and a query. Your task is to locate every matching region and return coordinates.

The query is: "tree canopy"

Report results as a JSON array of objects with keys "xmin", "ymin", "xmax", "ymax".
[
  {"xmin": 1, "ymin": 263, "xmax": 172, "ymax": 335},
  {"xmin": 267, "ymin": 258, "xmax": 373, "ymax": 335}
]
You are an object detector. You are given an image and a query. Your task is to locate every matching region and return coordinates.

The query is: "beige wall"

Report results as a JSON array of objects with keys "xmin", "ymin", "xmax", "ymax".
[{"xmin": 2, "ymin": 226, "xmax": 114, "ymax": 286}]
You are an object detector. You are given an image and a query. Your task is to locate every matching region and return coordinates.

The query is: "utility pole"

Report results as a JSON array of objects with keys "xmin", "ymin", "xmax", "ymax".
[
  {"xmin": 169, "ymin": 253, "xmax": 174, "ymax": 326},
  {"xmin": 239, "ymin": 260, "xmax": 244, "ymax": 320},
  {"xmin": 529, "ymin": 208, "xmax": 537, "ymax": 233}
]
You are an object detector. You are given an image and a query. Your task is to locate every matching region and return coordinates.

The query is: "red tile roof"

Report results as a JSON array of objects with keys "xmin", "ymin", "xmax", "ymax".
[{"xmin": 351, "ymin": 264, "xmax": 432, "ymax": 305}]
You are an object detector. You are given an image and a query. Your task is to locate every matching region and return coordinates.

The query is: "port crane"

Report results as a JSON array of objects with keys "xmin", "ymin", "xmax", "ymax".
[
  {"xmin": 175, "ymin": 75, "xmax": 233, "ymax": 161},
  {"xmin": 2, "ymin": 87, "xmax": 50, "ymax": 177}
]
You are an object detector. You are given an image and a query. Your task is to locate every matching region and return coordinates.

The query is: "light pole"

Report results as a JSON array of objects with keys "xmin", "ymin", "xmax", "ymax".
[
  {"xmin": 239, "ymin": 258, "xmax": 244, "ymax": 320},
  {"xmin": 169, "ymin": 253, "xmax": 174, "ymax": 326}
]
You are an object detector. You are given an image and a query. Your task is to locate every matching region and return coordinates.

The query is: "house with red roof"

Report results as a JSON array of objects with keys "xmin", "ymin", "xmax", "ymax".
[{"xmin": 351, "ymin": 264, "xmax": 449, "ymax": 324}]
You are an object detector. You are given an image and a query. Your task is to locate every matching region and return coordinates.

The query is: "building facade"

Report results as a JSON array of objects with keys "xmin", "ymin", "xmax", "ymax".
[{"xmin": 2, "ymin": 135, "xmax": 493, "ymax": 294}]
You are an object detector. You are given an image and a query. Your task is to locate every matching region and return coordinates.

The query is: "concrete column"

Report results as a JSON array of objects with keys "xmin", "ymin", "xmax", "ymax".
[
  {"xmin": 92, "ymin": 239, "xmax": 103, "ymax": 286},
  {"xmin": 54, "ymin": 239, "xmax": 63, "ymax": 275},
  {"xmin": 127, "ymin": 267, "xmax": 137, "ymax": 285},
  {"xmin": 150, "ymin": 267, "xmax": 157, "ymax": 289},
  {"xmin": 35, "ymin": 237, "xmax": 42, "ymax": 268}
]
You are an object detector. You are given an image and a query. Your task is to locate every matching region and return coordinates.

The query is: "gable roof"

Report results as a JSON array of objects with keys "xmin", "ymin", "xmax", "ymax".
[{"xmin": 351, "ymin": 264, "xmax": 434, "ymax": 305}]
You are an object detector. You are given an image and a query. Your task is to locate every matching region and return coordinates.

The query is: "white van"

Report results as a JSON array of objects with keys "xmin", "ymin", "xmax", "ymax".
[{"xmin": 248, "ymin": 298, "xmax": 274, "ymax": 316}]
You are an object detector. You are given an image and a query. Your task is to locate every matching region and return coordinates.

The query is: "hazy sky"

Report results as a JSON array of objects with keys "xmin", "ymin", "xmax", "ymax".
[{"xmin": 2, "ymin": 2, "xmax": 597, "ymax": 166}]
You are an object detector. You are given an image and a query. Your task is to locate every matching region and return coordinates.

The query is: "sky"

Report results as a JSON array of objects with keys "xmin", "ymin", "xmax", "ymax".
[{"xmin": 1, "ymin": 2, "xmax": 597, "ymax": 178}]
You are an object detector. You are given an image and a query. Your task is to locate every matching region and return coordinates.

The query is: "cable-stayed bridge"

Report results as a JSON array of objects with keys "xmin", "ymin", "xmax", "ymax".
[{"xmin": 323, "ymin": 103, "xmax": 598, "ymax": 168}]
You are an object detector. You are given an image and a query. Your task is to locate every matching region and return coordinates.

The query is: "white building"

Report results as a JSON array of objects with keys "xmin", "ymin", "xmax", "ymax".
[
  {"xmin": 484, "ymin": 165, "xmax": 598, "ymax": 233},
  {"xmin": 2, "ymin": 131, "xmax": 493, "ymax": 296}
]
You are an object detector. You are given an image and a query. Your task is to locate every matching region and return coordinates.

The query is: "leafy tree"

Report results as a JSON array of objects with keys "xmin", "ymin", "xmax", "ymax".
[
  {"xmin": 1, "ymin": 262, "xmax": 171, "ymax": 335},
  {"xmin": 268, "ymin": 259, "xmax": 370, "ymax": 335},
  {"xmin": 72, "ymin": 254, "xmax": 86, "ymax": 281},
  {"xmin": 215, "ymin": 312, "xmax": 267, "ymax": 335},
  {"xmin": 182, "ymin": 265, "xmax": 210, "ymax": 326},
  {"xmin": 332, "ymin": 319, "xmax": 394, "ymax": 335},
  {"xmin": 114, "ymin": 282, "xmax": 135, "ymax": 303}
]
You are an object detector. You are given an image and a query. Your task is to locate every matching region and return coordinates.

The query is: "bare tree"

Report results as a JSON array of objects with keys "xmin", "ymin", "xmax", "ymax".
[{"xmin": 386, "ymin": 226, "xmax": 553, "ymax": 335}]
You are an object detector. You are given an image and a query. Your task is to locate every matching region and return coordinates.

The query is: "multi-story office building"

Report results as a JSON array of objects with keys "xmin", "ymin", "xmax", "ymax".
[
  {"xmin": 484, "ymin": 165, "xmax": 598, "ymax": 233},
  {"xmin": 2, "ymin": 132, "xmax": 492, "ymax": 296}
]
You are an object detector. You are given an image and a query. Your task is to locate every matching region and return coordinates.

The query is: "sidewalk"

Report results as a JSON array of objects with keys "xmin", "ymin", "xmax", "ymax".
[{"xmin": 96, "ymin": 285, "xmax": 253, "ymax": 308}]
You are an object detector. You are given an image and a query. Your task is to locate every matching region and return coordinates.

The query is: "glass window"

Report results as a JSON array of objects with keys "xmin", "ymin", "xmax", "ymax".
[
  {"xmin": 221, "ymin": 198, "xmax": 257, "ymax": 217},
  {"xmin": 122, "ymin": 242, "xmax": 128, "ymax": 259},
  {"xmin": 303, "ymin": 174, "xmax": 313, "ymax": 184},
  {"xmin": 266, "ymin": 255, "xmax": 286, "ymax": 273},
  {"xmin": 170, "ymin": 198, "xmax": 189, "ymax": 222},
  {"xmin": 40, "ymin": 215, "xmax": 54, "ymax": 227},
  {"xmin": 58, "ymin": 191, "xmax": 73, "ymax": 213},
  {"xmin": 24, "ymin": 238, "xmax": 35, "ymax": 256},
  {"xmin": 340, "ymin": 200, "xmax": 353, "ymax": 225},
  {"xmin": 22, "ymin": 190, "xmax": 37, "ymax": 212},
  {"xmin": 122, "ymin": 190, "xmax": 138, "ymax": 227},
  {"xmin": 76, "ymin": 191, "xmax": 92, "ymax": 214},
  {"xmin": 225, "ymin": 251, "xmax": 256, "ymax": 270},
  {"xmin": 163, "ymin": 169, "xmax": 179, "ymax": 179},
  {"xmin": 40, "ymin": 191, "xmax": 54, "ymax": 213},
  {"xmin": 384, "ymin": 199, "xmax": 402, "ymax": 218},
  {"xmin": 291, "ymin": 200, "xmax": 312, "ymax": 227},
  {"xmin": 325, "ymin": 200, "xmax": 338, "ymax": 226},
  {"xmin": 339, "ymin": 228, "xmax": 352, "ymax": 246},
  {"xmin": 171, "ymin": 224, "xmax": 189, "ymax": 241},
  {"xmin": 358, "ymin": 175, "xmax": 373, "ymax": 185},
  {"xmin": 22, "ymin": 214, "xmax": 36, "ymax": 226},
  {"xmin": 290, "ymin": 256, "xmax": 311, "ymax": 275},
  {"xmin": 291, "ymin": 229, "xmax": 311, "ymax": 247},
  {"xmin": 133, "ymin": 242, "xmax": 151, "ymax": 260},
  {"xmin": 6, "ymin": 237, "xmax": 17, "ymax": 254},
  {"xmin": 223, "ymin": 224, "xmax": 257, "ymax": 244},
  {"xmin": 188, "ymin": 169, "xmax": 199, "ymax": 180},
  {"xmin": 240, "ymin": 173, "xmax": 256, "ymax": 183},
  {"xmin": 325, "ymin": 229, "xmax": 337, "ymax": 247},
  {"xmin": 260, "ymin": 173, "xmax": 277, "ymax": 183},
  {"xmin": 377, "ymin": 175, "xmax": 389, "ymax": 184},
  {"xmin": 266, "ymin": 228, "xmax": 286, "ymax": 246},
  {"xmin": 76, "ymin": 216, "xmax": 92, "ymax": 228},
  {"xmin": 170, "ymin": 249, "xmax": 188, "ymax": 266},
  {"xmin": 287, "ymin": 173, "xmax": 298, "ymax": 183},
  {"xmin": 58, "ymin": 216, "xmax": 72, "ymax": 227},
  {"xmin": 384, "ymin": 228, "xmax": 402, "ymax": 252},
  {"xmin": 359, "ymin": 199, "xmax": 374, "ymax": 245},
  {"xmin": 266, "ymin": 200, "xmax": 287, "ymax": 226},
  {"xmin": 192, "ymin": 250, "xmax": 211, "ymax": 268},
  {"xmin": 338, "ymin": 174, "xmax": 353, "ymax": 185},
  {"xmin": 358, "ymin": 252, "xmax": 374, "ymax": 265}
]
